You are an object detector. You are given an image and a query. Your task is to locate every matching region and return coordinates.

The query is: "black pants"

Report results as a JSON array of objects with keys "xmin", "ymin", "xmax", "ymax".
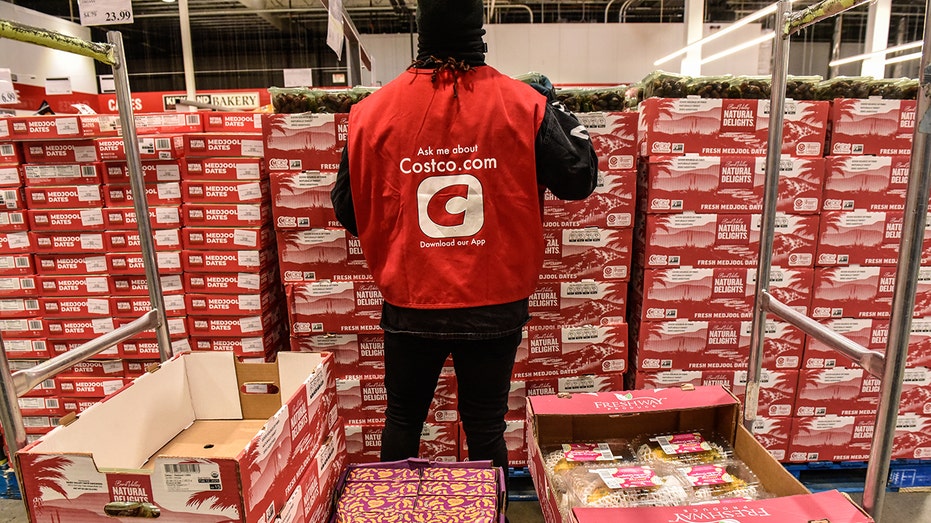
[{"xmin": 380, "ymin": 330, "xmax": 520, "ymax": 472}]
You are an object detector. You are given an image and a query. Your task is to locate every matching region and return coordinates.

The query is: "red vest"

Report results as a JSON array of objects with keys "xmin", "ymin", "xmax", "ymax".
[{"xmin": 348, "ymin": 66, "xmax": 546, "ymax": 309}]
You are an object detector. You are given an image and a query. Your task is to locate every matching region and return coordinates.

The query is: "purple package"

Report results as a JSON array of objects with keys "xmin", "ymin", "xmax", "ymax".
[
  {"xmin": 416, "ymin": 495, "xmax": 498, "ymax": 512},
  {"xmin": 419, "ymin": 509, "xmax": 499, "ymax": 523},
  {"xmin": 421, "ymin": 467, "xmax": 497, "ymax": 483},
  {"xmin": 343, "ymin": 481, "xmax": 420, "ymax": 497},
  {"xmin": 337, "ymin": 495, "xmax": 416, "ymax": 514},
  {"xmin": 337, "ymin": 511, "xmax": 418, "ymax": 523},
  {"xmin": 346, "ymin": 467, "xmax": 421, "ymax": 482},
  {"xmin": 419, "ymin": 481, "xmax": 498, "ymax": 496}
]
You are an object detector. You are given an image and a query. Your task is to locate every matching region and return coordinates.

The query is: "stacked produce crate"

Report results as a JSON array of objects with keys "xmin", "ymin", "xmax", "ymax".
[
  {"xmin": 179, "ymin": 112, "xmax": 285, "ymax": 363},
  {"xmin": 629, "ymin": 76, "xmax": 831, "ymax": 460}
]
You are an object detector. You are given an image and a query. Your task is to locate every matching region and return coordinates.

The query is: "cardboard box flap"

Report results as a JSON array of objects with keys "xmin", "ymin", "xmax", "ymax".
[
  {"xmin": 278, "ymin": 351, "xmax": 324, "ymax": 400},
  {"xmin": 528, "ymin": 386, "xmax": 737, "ymax": 416},
  {"xmin": 187, "ymin": 352, "xmax": 245, "ymax": 420},
  {"xmin": 25, "ymin": 354, "xmax": 196, "ymax": 471},
  {"xmin": 736, "ymin": 423, "xmax": 808, "ymax": 496},
  {"xmin": 234, "ymin": 359, "xmax": 282, "ymax": 420}
]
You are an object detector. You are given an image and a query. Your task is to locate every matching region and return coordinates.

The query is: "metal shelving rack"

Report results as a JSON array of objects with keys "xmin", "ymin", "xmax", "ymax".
[
  {"xmin": 0, "ymin": 21, "xmax": 173, "ymax": 501},
  {"xmin": 744, "ymin": 0, "xmax": 931, "ymax": 520}
]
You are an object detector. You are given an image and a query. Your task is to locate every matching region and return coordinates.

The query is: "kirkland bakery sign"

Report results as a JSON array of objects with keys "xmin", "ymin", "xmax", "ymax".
[{"xmin": 162, "ymin": 92, "xmax": 261, "ymax": 111}]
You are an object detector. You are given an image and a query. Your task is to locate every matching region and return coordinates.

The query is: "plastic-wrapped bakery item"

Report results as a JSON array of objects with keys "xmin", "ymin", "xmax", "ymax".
[
  {"xmin": 543, "ymin": 440, "xmax": 634, "ymax": 493},
  {"xmin": 555, "ymin": 86, "xmax": 628, "ymax": 112},
  {"xmin": 675, "ymin": 460, "xmax": 768, "ymax": 502},
  {"xmin": 634, "ymin": 432, "xmax": 733, "ymax": 465},
  {"xmin": 566, "ymin": 464, "xmax": 692, "ymax": 509}
]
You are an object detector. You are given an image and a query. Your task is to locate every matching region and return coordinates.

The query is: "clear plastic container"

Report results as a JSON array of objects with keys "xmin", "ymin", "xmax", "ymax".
[
  {"xmin": 566, "ymin": 464, "xmax": 692, "ymax": 509},
  {"xmin": 269, "ymin": 86, "xmax": 377, "ymax": 114},
  {"xmin": 633, "ymin": 432, "xmax": 733, "ymax": 465},
  {"xmin": 543, "ymin": 440, "xmax": 633, "ymax": 493},
  {"xmin": 674, "ymin": 460, "xmax": 767, "ymax": 502},
  {"xmin": 554, "ymin": 86, "xmax": 628, "ymax": 113}
]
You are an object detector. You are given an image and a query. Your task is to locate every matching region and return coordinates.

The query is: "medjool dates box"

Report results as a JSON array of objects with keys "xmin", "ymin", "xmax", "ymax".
[
  {"xmin": 47, "ymin": 339, "xmax": 119, "ymax": 359},
  {"xmin": 21, "ymin": 162, "xmax": 101, "ymax": 186},
  {"xmin": 187, "ymin": 308, "xmax": 283, "ymax": 337},
  {"xmin": 181, "ymin": 247, "xmax": 277, "ymax": 273},
  {"xmin": 3, "ymin": 338, "xmax": 51, "ymax": 360},
  {"xmin": 0, "ymin": 254, "xmax": 33, "ymax": 276},
  {"xmin": 95, "ymin": 135, "xmax": 184, "ymax": 161},
  {"xmin": 181, "ymin": 179, "xmax": 270, "ymax": 204},
  {"xmin": 638, "ymin": 267, "xmax": 813, "ymax": 322},
  {"xmin": 540, "ymin": 227, "xmax": 632, "ymax": 281},
  {"xmin": 524, "ymin": 374, "xmax": 624, "ymax": 398},
  {"xmin": 132, "ymin": 112, "xmax": 204, "ymax": 135},
  {"xmin": 291, "ymin": 332, "xmax": 385, "ymax": 379},
  {"xmin": 270, "ymin": 170, "xmax": 340, "ymax": 229},
  {"xmin": 102, "ymin": 207, "xmax": 181, "ymax": 230},
  {"xmin": 25, "ymin": 185, "xmax": 101, "ymax": 209},
  {"xmin": 57, "ymin": 360, "xmax": 128, "ymax": 379},
  {"xmin": 0, "ymin": 232, "xmax": 32, "ymax": 254},
  {"xmin": 817, "ymin": 211, "xmax": 931, "ymax": 267},
  {"xmin": 111, "ymin": 294, "xmax": 187, "ymax": 318},
  {"xmin": 0, "ymin": 297, "xmax": 40, "ymax": 318},
  {"xmin": 100, "ymin": 160, "xmax": 182, "ymax": 183},
  {"xmin": 0, "ymin": 211, "xmax": 26, "ymax": 232},
  {"xmin": 823, "ymin": 155, "xmax": 913, "ymax": 212},
  {"xmin": 632, "ymin": 319, "xmax": 803, "ymax": 371},
  {"xmin": 28, "ymin": 209, "xmax": 105, "ymax": 231},
  {"xmin": 513, "ymin": 324, "xmax": 628, "ymax": 380},
  {"xmin": 181, "ymin": 157, "xmax": 264, "ymax": 181},
  {"xmin": 106, "ymin": 251, "xmax": 181, "ymax": 275},
  {"xmin": 639, "ymin": 98, "xmax": 828, "ymax": 157},
  {"xmin": 0, "ymin": 186, "xmax": 25, "ymax": 211},
  {"xmin": 7, "ymin": 115, "xmax": 84, "ymax": 139},
  {"xmin": 787, "ymin": 415, "xmax": 874, "ymax": 462},
  {"xmin": 77, "ymin": 114, "xmax": 121, "ymax": 137},
  {"xmin": 18, "ymin": 396, "xmax": 65, "ymax": 417},
  {"xmin": 33, "ymin": 232, "xmax": 105, "ymax": 254},
  {"xmin": 0, "ymin": 142, "xmax": 21, "ymax": 164},
  {"xmin": 749, "ymin": 416, "xmax": 792, "ymax": 462},
  {"xmin": 184, "ymin": 291, "xmax": 281, "ymax": 316},
  {"xmin": 0, "ymin": 275, "xmax": 36, "ymax": 298},
  {"xmin": 118, "ymin": 338, "xmax": 191, "ymax": 359},
  {"xmin": 191, "ymin": 329, "xmax": 283, "ymax": 358},
  {"xmin": 528, "ymin": 280, "xmax": 627, "ymax": 326},
  {"xmin": 103, "ymin": 229, "xmax": 181, "ymax": 252},
  {"xmin": 0, "ymin": 317, "xmax": 46, "ymax": 338},
  {"xmin": 542, "ymin": 170, "xmax": 635, "ymax": 229},
  {"xmin": 640, "ymin": 213, "xmax": 817, "ymax": 268},
  {"xmin": 182, "ymin": 202, "xmax": 273, "ymax": 227},
  {"xmin": 21, "ymin": 140, "xmax": 98, "ymax": 163},
  {"xmin": 343, "ymin": 423, "xmax": 461, "ymax": 464},
  {"xmin": 576, "ymin": 112, "xmax": 637, "ymax": 172},
  {"xmin": 45, "ymin": 317, "xmax": 115, "ymax": 339},
  {"xmin": 203, "ymin": 112, "xmax": 264, "ymax": 133},
  {"xmin": 830, "ymin": 98, "xmax": 915, "ymax": 156},
  {"xmin": 111, "ymin": 274, "xmax": 185, "ymax": 296},
  {"xmin": 183, "ymin": 268, "xmax": 278, "ymax": 294},
  {"xmin": 276, "ymin": 229, "xmax": 371, "ymax": 283},
  {"xmin": 287, "ymin": 280, "xmax": 382, "ymax": 334},
  {"xmin": 644, "ymin": 155, "xmax": 824, "ymax": 214},
  {"xmin": 38, "ymin": 275, "xmax": 111, "ymax": 296},
  {"xmin": 182, "ymin": 226, "xmax": 275, "ymax": 251},
  {"xmin": 0, "ymin": 165, "xmax": 21, "ymax": 186},
  {"xmin": 263, "ymin": 113, "xmax": 349, "ymax": 172},
  {"xmin": 795, "ymin": 367, "xmax": 880, "ymax": 417},
  {"xmin": 103, "ymin": 182, "xmax": 182, "ymax": 207},
  {"xmin": 801, "ymin": 318, "xmax": 923, "ymax": 369},
  {"xmin": 182, "ymin": 133, "xmax": 264, "ymax": 158},
  {"xmin": 811, "ymin": 266, "xmax": 931, "ymax": 319},
  {"xmin": 39, "ymin": 297, "xmax": 111, "ymax": 318}
]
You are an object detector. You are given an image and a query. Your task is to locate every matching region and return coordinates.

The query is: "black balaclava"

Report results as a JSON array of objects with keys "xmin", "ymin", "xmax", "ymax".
[{"xmin": 415, "ymin": 0, "xmax": 486, "ymax": 66}]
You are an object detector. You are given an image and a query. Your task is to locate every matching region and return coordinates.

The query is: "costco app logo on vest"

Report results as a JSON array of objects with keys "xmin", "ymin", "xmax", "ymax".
[{"xmin": 417, "ymin": 174, "xmax": 484, "ymax": 239}]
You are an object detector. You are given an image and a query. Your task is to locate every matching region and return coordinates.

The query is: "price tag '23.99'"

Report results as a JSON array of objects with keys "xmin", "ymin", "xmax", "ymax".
[{"xmin": 78, "ymin": 0, "xmax": 134, "ymax": 27}]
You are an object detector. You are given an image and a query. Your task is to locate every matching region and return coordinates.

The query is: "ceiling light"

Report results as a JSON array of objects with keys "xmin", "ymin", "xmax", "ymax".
[
  {"xmin": 828, "ymin": 41, "xmax": 923, "ymax": 67},
  {"xmin": 700, "ymin": 32, "xmax": 776, "ymax": 65},
  {"xmin": 884, "ymin": 52, "xmax": 922, "ymax": 66}
]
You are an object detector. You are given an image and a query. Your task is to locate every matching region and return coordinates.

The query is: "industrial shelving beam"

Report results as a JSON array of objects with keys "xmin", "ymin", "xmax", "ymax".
[
  {"xmin": 0, "ymin": 20, "xmax": 173, "ymax": 504},
  {"xmin": 745, "ymin": 0, "xmax": 931, "ymax": 520}
]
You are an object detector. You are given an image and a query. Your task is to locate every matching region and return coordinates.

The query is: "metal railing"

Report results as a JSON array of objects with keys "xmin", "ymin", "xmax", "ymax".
[
  {"xmin": 0, "ymin": 21, "xmax": 173, "ymax": 502},
  {"xmin": 744, "ymin": 0, "xmax": 931, "ymax": 520}
]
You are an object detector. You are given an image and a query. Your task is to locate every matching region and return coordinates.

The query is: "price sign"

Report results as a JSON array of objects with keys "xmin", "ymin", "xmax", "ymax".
[
  {"xmin": 78, "ymin": 0, "xmax": 134, "ymax": 27},
  {"xmin": 0, "ymin": 69, "xmax": 17, "ymax": 105}
]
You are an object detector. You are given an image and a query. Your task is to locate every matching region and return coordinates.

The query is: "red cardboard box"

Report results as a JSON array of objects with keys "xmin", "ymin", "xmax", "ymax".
[
  {"xmin": 187, "ymin": 308, "xmax": 283, "ymax": 337},
  {"xmin": 203, "ymin": 112, "xmax": 265, "ymax": 133},
  {"xmin": 118, "ymin": 338, "xmax": 191, "ymax": 360},
  {"xmin": 182, "ymin": 268, "xmax": 279, "ymax": 294},
  {"xmin": 0, "ymin": 211, "xmax": 26, "ymax": 232},
  {"xmin": 542, "ymin": 170, "xmax": 635, "ymax": 229},
  {"xmin": 633, "ymin": 319, "xmax": 804, "ymax": 371},
  {"xmin": 795, "ymin": 367, "xmax": 880, "ymax": 417},
  {"xmin": 343, "ymin": 422, "xmax": 460, "ymax": 464},
  {"xmin": 0, "ymin": 232, "xmax": 32, "ymax": 254},
  {"xmin": 190, "ymin": 328, "xmax": 283, "ymax": 358},
  {"xmin": 103, "ymin": 207, "xmax": 182, "ymax": 230},
  {"xmin": 45, "ymin": 317, "xmax": 115, "ymax": 339},
  {"xmin": 749, "ymin": 415, "xmax": 792, "ymax": 462},
  {"xmin": 0, "ymin": 186, "xmax": 25, "ymax": 211},
  {"xmin": 513, "ymin": 324, "xmax": 628, "ymax": 380},
  {"xmin": 540, "ymin": 228, "xmax": 632, "ymax": 281},
  {"xmin": 290, "ymin": 332, "xmax": 386, "ymax": 379},
  {"xmin": 39, "ymin": 297, "xmax": 112, "ymax": 318},
  {"xmin": 111, "ymin": 274, "xmax": 185, "ymax": 296},
  {"xmin": 7, "ymin": 115, "xmax": 85, "ymax": 139},
  {"xmin": 263, "ymin": 113, "xmax": 349, "ymax": 172},
  {"xmin": 56, "ymin": 376, "xmax": 129, "ymax": 398},
  {"xmin": 336, "ymin": 374, "xmax": 456, "ymax": 425},
  {"xmin": 0, "ymin": 165, "xmax": 21, "ymax": 186},
  {"xmin": 640, "ymin": 213, "xmax": 818, "ymax": 268},
  {"xmin": 805, "ymin": 317, "xmax": 931, "ymax": 369},
  {"xmin": 0, "ymin": 254, "xmax": 33, "ymax": 275},
  {"xmin": 644, "ymin": 155, "xmax": 824, "ymax": 214},
  {"xmin": 104, "ymin": 228, "xmax": 182, "ymax": 252},
  {"xmin": 21, "ymin": 162, "xmax": 101, "ymax": 186},
  {"xmin": 788, "ymin": 415, "xmax": 874, "ymax": 462},
  {"xmin": 830, "ymin": 98, "xmax": 915, "ymax": 156},
  {"xmin": 287, "ymin": 281, "xmax": 382, "ymax": 334},
  {"xmin": 811, "ymin": 266, "xmax": 931, "ymax": 319},
  {"xmin": 269, "ymin": 170, "xmax": 340, "ymax": 229},
  {"xmin": 639, "ymin": 98, "xmax": 829, "ymax": 157},
  {"xmin": 133, "ymin": 113, "xmax": 204, "ymax": 135},
  {"xmin": 77, "ymin": 114, "xmax": 121, "ymax": 138},
  {"xmin": 817, "ymin": 211, "xmax": 931, "ymax": 266},
  {"xmin": 181, "ymin": 179, "xmax": 269, "ymax": 204},
  {"xmin": 576, "ymin": 112, "xmax": 637, "ymax": 171},
  {"xmin": 181, "ymin": 202, "xmax": 273, "ymax": 228},
  {"xmin": 106, "ymin": 251, "xmax": 183, "ymax": 275},
  {"xmin": 633, "ymin": 369, "xmax": 799, "ymax": 417},
  {"xmin": 524, "ymin": 374, "xmax": 625, "ymax": 398},
  {"xmin": 276, "ymin": 229, "xmax": 371, "ymax": 283},
  {"xmin": 103, "ymin": 182, "xmax": 182, "ymax": 207},
  {"xmin": 182, "ymin": 133, "xmax": 264, "ymax": 158},
  {"xmin": 458, "ymin": 419, "xmax": 528, "ymax": 467},
  {"xmin": 182, "ymin": 226, "xmax": 275, "ymax": 251},
  {"xmin": 18, "ymin": 396, "xmax": 65, "ymax": 417},
  {"xmin": 181, "ymin": 157, "xmax": 264, "ymax": 181},
  {"xmin": 0, "ymin": 318, "xmax": 46, "ymax": 338},
  {"xmin": 3, "ymin": 338, "xmax": 51, "ymax": 360},
  {"xmin": 181, "ymin": 247, "xmax": 277, "ymax": 273},
  {"xmin": 47, "ymin": 338, "xmax": 119, "ymax": 359},
  {"xmin": 111, "ymin": 294, "xmax": 187, "ymax": 318},
  {"xmin": 0, "ymin": 275, "xmax": 37, "ymax": 297},
  {"xmin": 0, "ymin": 298, "xmax": 40, "ymax": 318},
  {"xmin": 100, "ymin": 160, "xmax": 183, "ymax": 183},
  {"xmin": 38, "ymin": 275, "xmax": 111, "ymax": 296},
  {"xmin": 528, "ymin": 280, "xmax": 628, "ymax": 326},
  {"xmin": 184, "ymin": 291, "xmax": 281, "ymax": 316},
  {"xmin": 637, "ymin": 267, "xmax": 813, "ymax": 321},
  {"xmin": 60, "ymin": 397, "xmax": 100, "ymax": 416},
  {"xmin": 28, "ymin": 208, "xmax": 105, "ymax": 231},
  {"xmin": 25, "ymin": 185, "xmax": 101, "ymax": 209},
  {"xmin": 21, "ymin": 140, "xmax": 98, "ymax": 163},
  {"xmin": 823, "ymin": 155, "xmax": 913, "ymax": 212},
  {"xmin": 0, "ymin": 142, "xmax": 21, "ymax": 164},
  {"xmin": 57, "ymin": 359, "xmax": 128, "ymax": 379},
  {"xmin": 95, "ymin": 135, "xmax": 184, "ymax": 161}
]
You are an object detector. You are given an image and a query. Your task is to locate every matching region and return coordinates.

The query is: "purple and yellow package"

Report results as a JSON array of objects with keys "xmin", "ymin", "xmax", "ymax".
[
  {"xmin": 337, "ymin": 495, "xmax": 417, "ymax": 514},
  {"xmin": 419, "ymin": 481, "xmax": 499, "ymax": 497},
  {"xmin": 420, "ymin": 467, "xmax": 497, "ymax": 483},
  {"xmin": 342, "ymin": 481, "xmax": 420, "ymax": 497},
  {"xmin": 346, "ymin": 467, "xmax": 421, "ymax": 482},
  {"xmin": 415, "ymin": 495, "xmax": 498, "ymax": 512}
]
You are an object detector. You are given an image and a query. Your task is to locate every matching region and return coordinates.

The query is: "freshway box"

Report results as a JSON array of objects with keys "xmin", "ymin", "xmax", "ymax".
[
  {"xmin": 101, "ymin": 160, "xmax": 183, "ymax": 183},
  {"xmin": 291, "ymin": 332, "xmax": 386, "ymax": 379},
  {"xmin": 7, "ymin": 115, "xmax": 85, "ymax": 139},
  {"xmin": 103, "ymin": 207, "xmax": 182, "ymax": 230},
  {"xmin": 182, "ymin": 202, "xmax": 273, "ymax": 228},
  {"xmin": 203, "ymin": 112, "xmax": 264, "ymax": 132},
  {"xmin": 526, "ymin": 386, "xmax": 844, "ymax": 523},
  {"xmin": 182, "ymin": 179, "xmax": 270, "ymax": 204},
  {"xmin": 181, "ymin": 157, "xmax": 264, "ymax": 181},
  {"xmin": 0, "ymin": 232, "xmax": 32, "ymax": 254},
  {"xmin": 25, "ymin": 185, "xmax": 102, "ymax": 209},
  {"xmin": 103, "ymin": 182, "xmax": 183, "ymax": 207},
  {"xmin": 104, "ymin": 229, "xmax": 182, "ymax": 252},
  {"xmin": 817, "ymin": 211, "xmax": 931, "ymax": 267},
  {"xmin": 528, "ymin": 280, "xmax": 627, "ymax": 326},
  {"xmin": 644, "ymin": 155, "xmax": 824, "ymax": 214},
  {"xmin": 540, "ymin": 227, "xmax": 632, "ymax": 281},
  {"xmin": 22, "ymin": 140, "xmax": 98, "ymax": 163},
  {"xmin": 632, "ymin": 319, "xmax": 803, "ymax": 371},
  {"xmin": 182, "ymin": 133, "xmax": 264, "ymax": 158},
  {"xmin": 263, "ymin": 113, "xmax": 349, "ymax": 172},
  {"xmin": 639, "ymin": 98, "xmax": 829, "ymax": 157},
  {"xmin": 287, "ymin": 281, "xmax": 382, "ymax": 334},
  {"xmin": 823, "ymin": 155, "xmax": 913, "ymax": 212},
  {"xmin": 576, "ymin": 112, "xmax": 637, "ymax": 171},
  {"xmin": 183, "ymin": 268, "xmax": 279, "ymax": 294},
  {"xmin": 637, "ymin": 267, "xmax": 813, "ymax": 322},
  {"xmin": 270, "ymin": 170, "xmax": 340, "ymax": 229},
  {"xmin": 95, "ymin": 135, "xmax": 184, "ymax": 162},
  {"xmin": 513, "ymin": 324, "xmax": 628, "ymax": 380},
  {"xmin": 28, "ymin": 209, "xmax": 106, "ymax": 232},
  {"xmin": 18, "ymin": 351, "xmax": 336, "ymax": 523},
  {"xmin": 181, "ymin": 247, "xmax": 278, "ymax": 273},
  {"xmin": 811, "ymin": 266, "xmax": 931, "ymax": 319},
  {"xmin": 276, "ymin": 229, "xmax": 371, "ymax": 283},
  {"xmin": 543, "ymin": 170, "xmax": 635, "ymax": 229},
  {"xmin": 640, "ymin": 213, "xmax": 818, "ymax": 268},
  {"xmin": 182, "ymin": 226, "xmax": 275, "ymax": 251},
  {"xmin": 21, "ymin": 162, "xmax": 101, "ymax": 186},
  {"xmin": 805, "ymin": 317, "xmax": 931, "ymax": 369},
  {"xmin": 830, "ymin": 98, "xmax": 915, "ymax": 156}
]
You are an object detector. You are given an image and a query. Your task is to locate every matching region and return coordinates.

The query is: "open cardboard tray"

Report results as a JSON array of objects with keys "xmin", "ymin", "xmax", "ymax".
[{"xmin": 526, "ymin": 385, "xmax": 874, "ymax": 522}]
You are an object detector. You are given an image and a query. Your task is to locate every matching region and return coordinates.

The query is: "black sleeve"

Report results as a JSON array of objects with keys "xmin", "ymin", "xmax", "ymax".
[
  {"xmin": 535, "ymin": 101, "xmax": 599, "ymax": 201},
  {"xmin": 330, "ymin": 145, "xmax": 358, "ymax": 237}
]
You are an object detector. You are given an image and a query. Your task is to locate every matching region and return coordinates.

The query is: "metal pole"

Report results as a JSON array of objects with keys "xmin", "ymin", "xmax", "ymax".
[
  {"xmin": 829, "ymin": 14, "xmax": 843, "ymax": 78},
  {"xmin": 744, "ymin": 0, "xmax": 791, "ymax": 432},
  {"xmin": 0, "ymin": 334, "xmax": 26, "ymax": 498},
  {"xmin": 862, "ymin": 2, "xmax": 931, "ymax": 516},
  {"xmin": 178, "ymin": 0, "xmax": 197, "ymax": 100},
  {"xmin": 108, "ymin": 32, "xmax": 173, "ymax": 362}
]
